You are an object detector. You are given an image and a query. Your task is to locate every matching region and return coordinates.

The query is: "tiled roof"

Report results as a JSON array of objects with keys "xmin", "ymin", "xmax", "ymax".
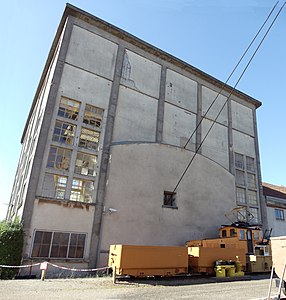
[{"xmin": 262, "ymin": 182, "xmax": 286, "ymax": 200}]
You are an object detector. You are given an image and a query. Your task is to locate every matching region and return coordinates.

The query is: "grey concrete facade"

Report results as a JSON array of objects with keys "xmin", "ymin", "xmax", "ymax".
[{"xmin": 7, "ymin": 4, "xmax": 263, "ymax": 272}]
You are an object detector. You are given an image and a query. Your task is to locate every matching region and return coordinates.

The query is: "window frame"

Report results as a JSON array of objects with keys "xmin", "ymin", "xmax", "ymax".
[
  {"xmin": 162, "ymin": 191, "xmax": 177, "ymax": 209},
  {"xmin": 275, "ymin": 208, "xmax": 285, "ymax": 221},
  {"xmin": 58, "ymin": 97, "xmax": 80, "ymax": 121},
  {"xmin": 31, "ymin": 230, "xmax": 86, "ymax": 259},
  {"xmin": 52, "ymin": 120, "xmax": 76, "ymax": 145},
  {"xmin": 47, "ymin": 146, "xmax": 72, "ymax": 171}
]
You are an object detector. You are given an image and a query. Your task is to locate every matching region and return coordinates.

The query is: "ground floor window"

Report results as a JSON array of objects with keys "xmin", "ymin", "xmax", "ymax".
[{"xmin": 31, "ymin": 230, "xmax": 86, "ymax": 259}]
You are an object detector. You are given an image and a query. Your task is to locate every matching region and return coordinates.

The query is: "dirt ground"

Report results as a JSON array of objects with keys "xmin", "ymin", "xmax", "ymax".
[{"xmin": 0, "ymin": 275, "xmax": 282, "ymax": 300}]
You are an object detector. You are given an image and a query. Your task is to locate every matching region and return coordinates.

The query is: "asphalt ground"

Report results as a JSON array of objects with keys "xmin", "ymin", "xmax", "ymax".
[{"xmin": 0, "ymin": 274, "xmax": 283, "ymax": 300}]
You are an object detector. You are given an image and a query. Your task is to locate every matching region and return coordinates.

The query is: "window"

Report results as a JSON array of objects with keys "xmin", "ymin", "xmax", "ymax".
[
  {"xmin": 79, "ymin": 128, "xmax": 100, "ymax": 151},
  {"xmin": 54, "ymin": 175, "xmax": 67, "ymax": 199},
  {"xmin": 248, "ymin": 190, "xmax": 258, "ymax": 205},
  {"xmin": 236, "ymin": 187, "xmax": 246, "ymax": 203},
  {"xmin": 53, "ymin": 120, "xmax": 76, "ymax": 145},
  {"xmin": 58, "ymin": 97, "xmax": 80, "ymax": 120},
  {"xmin": 246, "ymin": 156, "xmax": 255, "ymax": 172},
  {"xmin": 47, "ymin": 146, "xmax": 71, "ymax": 170},
  {"xmin": 237, "ymin": 207, "xmax": 247, "ymax": 222},
  {"xmin": 230, "ymin": 229, "xmax": 236, "ymax": 237},
  {"xmin": 239, "ymin": 230, "xmax": 245, "ymax": 240},
  {"xmin": 248, "ymin": 207, "xmax": 259, "ymax": 223},
  {"xmin": 83, "ymin": 104, "xmax": 104, "ymax": 128},
  {"xmin": 31, "ymin": 230, "xmax": 86, "ymax": 259},
  {"xmin": 275, "ymin": 209, "xmax": 285, "ymax": 221},
  {"xmin": 247, "ymin": 173, "xmax": 257, "ymax": 189},
  {"xmin": 75, "ymin": 152, "xmax": 97, "ymax": 176},
  {"xmin": 235, "ymin": 153, "xmax": 244, "ymax": 169},
  {"xmin": 70, "ymin": 178, "xmax": 94, "ymax": 203},
  {"xmin": 221, "ymin": 230, "xmax": 227, "ymax": 237},
  {"xmin": 163, "ymin": 191, "xmax": 177, "ymax": 208},
  {"xmin": 235, "ymin": 170, "xmax": 245, "ymax": 186}
]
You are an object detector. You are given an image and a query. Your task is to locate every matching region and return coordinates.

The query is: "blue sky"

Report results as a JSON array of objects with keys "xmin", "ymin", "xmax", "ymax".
[{"xmin": 0, "ymin": 0, "xmax": 285, "ymax": 220}]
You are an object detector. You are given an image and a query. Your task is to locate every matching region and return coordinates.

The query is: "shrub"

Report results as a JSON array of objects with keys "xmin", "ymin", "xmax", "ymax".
[{"xmin": 0, "ymin": 219, "xmax": 24, "ymax": 279}]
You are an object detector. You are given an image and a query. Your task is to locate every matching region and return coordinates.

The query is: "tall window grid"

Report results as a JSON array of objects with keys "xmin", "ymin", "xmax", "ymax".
[{"xmin": 234, "ymin": 152, "xmax": 259, "ymax": 223}]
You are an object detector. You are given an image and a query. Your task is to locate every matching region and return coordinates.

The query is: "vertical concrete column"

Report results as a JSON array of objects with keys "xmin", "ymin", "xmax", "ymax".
[
  {"xmin": 253, "ymin": 109, "xmax": 268, "ymax": 229},
  {"xmin": 88, "ymin": 44, "xmax": 125, "ymax": 268},
  {"xmin": 196, "ymin": 83, "xmax": 202, "ymax": 153},
  {"xmin": 228, "ymin": 99, "xmax": 234, "ymax": 175},
  {"xmin": 156, "ymin": 65, "xmax": 167, "ymax": 143},
  {"xmin": 21, "ymin": 18, "xmax": 74, "ymax": 244}
]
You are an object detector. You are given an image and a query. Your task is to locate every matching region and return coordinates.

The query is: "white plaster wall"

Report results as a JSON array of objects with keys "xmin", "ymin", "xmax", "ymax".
[
  {"xmin": 231, "ymin": 100, "xmax": 254, "ymax": 136},
  {"xmin": 163, "ymin": 103, "xmax": 196, "ymax": 150},
  {"xmin": 66, "ymin": 25, "xmax": 118, "ymax": 80},
  {"xmin": 201, "ymin": 120, "xmax": 229, "ymax": 170},
  {"xmin": 202, "ymin": 86, "xmax": 228, "ymax": 126},
  {"xmin": 59, "ymin": 63, "xmax": 112, "ymax": 110},
  {"xmin": 165, "ymin": 69, "xmax": 197, "ymax": 113},
  {"xmin": 112, "ymin": 86, "xmax": 158, "ymax": 142},
  {"xmin": 98, "ymin": 143, "xmax": 236, "ymax": 265},
  {"xmin": 233, "ymin": 129, "xmax": 256, "ymax": 157},
  {"xmin": 121, "ymin": 50, "xmax": 161, "ymax": 98},
  {"xmin": 25, "ymin": 200, "xmax": 95, "ymax": 259},
  {"xmin": 266, "ymin": 204, "xmax": 286, "ymax": 237}
]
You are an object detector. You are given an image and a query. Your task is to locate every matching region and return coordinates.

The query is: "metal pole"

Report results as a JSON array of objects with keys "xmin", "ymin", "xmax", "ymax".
[
  {"xmin": 277, "ymin": 258, "xmax": 286, "ymax": 300},
  {"xmin": 267, "ymin": 266, "xmax": 275, "ymax": 300}
]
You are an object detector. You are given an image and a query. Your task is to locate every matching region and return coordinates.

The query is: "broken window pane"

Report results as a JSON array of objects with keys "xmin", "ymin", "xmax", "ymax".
[
  {"xmin": 163, "ymin": 191, "xmax": 176, "ymax": 207},
  {"xmin": 54, "ymin": 175, "xmax": 67, "ymax": 199},
  {"xmin": 70, "ymin": 178, "xmax": 95, "ymax": 203},
  {"xmin": 74, "ymin": 152, "xmax": 97, "ymax": 176},
  {"xmin": 79, "ymin": 128, "xmax": 100, "ymax": 151},
  {"xmin": 52, "ymin": 120, "xmax": 76, "ymax": 145},
  {"xmin": 58, "ymin": 97, "xmax": 80, "ymax": 120},
  {"xmin": 83, "ymin": 104, "xmax": 104, "ymax": 128},
  {"xmin": 47, "ymin": 146, "xmax": 71, "ymax": 170}
]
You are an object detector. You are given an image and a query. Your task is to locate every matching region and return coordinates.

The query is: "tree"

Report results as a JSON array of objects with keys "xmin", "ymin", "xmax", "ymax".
[{"xmin": 0, "ymin": 219, "xmax": 24, "ymax": 279}]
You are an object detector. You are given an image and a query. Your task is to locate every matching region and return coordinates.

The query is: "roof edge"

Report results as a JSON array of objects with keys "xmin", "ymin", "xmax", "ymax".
[{"xmin": 21, "ymin": 3, "xmax": 262, "ymax": 143}]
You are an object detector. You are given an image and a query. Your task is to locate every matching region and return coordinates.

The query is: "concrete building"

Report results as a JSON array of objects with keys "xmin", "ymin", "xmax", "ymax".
[
  {"xmin": 7, "ymin": 4, "xmax": 263, "ymax": 269},
  {"xmin": 263, "ymin": 182, "xmax": 286, "ymax": 237}
]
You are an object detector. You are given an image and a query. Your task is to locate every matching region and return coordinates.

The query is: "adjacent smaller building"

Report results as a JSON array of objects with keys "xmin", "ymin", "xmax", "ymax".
[{"xmin": 263, "ymin": 182, "xmax": 286, "ymax": 237}]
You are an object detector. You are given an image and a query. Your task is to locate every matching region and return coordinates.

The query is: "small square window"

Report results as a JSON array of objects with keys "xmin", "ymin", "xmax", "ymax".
[
  {"xmin": 275, "ymin": 209, "xmax": 285, "ymax": 221},
  {"xmin": 163, "ymin": 191, "xmax": 177, "ymax": 208}
]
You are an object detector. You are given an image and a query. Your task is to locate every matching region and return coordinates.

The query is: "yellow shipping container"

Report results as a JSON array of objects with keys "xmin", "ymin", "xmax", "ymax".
[{"xmin": 109, "ymin": 244, "xmax": 188, "ymax": 277}]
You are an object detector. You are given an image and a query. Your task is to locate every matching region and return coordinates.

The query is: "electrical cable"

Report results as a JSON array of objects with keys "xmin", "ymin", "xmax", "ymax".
[
  {"xmin": 173, "ymin": 1, "xmax": 286, "ymax": 194},
  {"xmin": 183, "ymin": 0, "xmax": 280, "ymax": 150}
]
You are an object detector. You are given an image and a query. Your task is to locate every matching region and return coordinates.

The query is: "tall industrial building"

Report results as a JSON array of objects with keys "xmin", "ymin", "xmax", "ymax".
[{"xmin": 7, "ymin": 4, "xmax": 264, "ymax": 269}]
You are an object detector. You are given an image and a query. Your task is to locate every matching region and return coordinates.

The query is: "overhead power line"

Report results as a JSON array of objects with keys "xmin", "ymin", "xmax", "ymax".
[
  {"xmin": 172, "ymin": 1, "xmax": 286, "ymax": 194},
  {"xmin": 183, "ymin": 0, "xmax": 280, "ymax": 150}
]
